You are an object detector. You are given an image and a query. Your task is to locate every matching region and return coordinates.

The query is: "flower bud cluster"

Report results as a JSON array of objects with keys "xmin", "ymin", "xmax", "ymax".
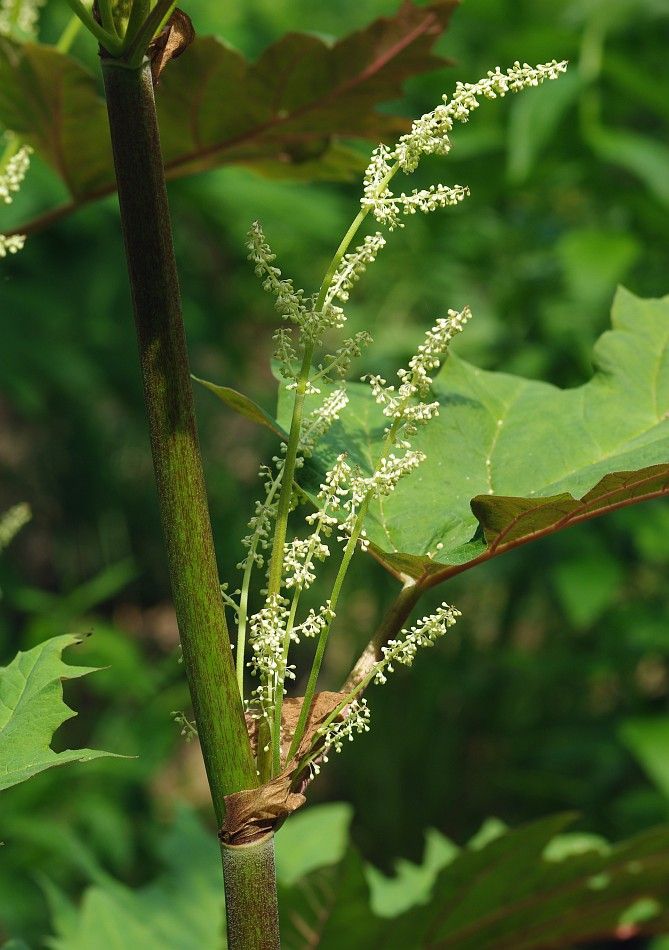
[
  {"xmin": 238, "ymin": 462, "xmax": 283, "ymax": 570},
  {"xmin": 273, "ymin": 328, "xmax": 298, "ymax": 381},
  {"xmin": 326, "ymin": 233, "xmax": 386, "ymax": 304},
  {"xmin": 0, "ymin": 234, "xmax": 25, "ymax": 257},
  {"xmin": 374, "ymin": 603, "xmax": 461, "ymax": 685},
  {"xmin": 300, "ymin": 387, "xmax": 349, "ymax": 457},
  {"xmin": 248, "ymin": 221, "xmax": 349, "ymax": 350},
  {"xmin": 317, "ymin": 331, "xmax": 373, "ymax": 383},
  {"xmin": 247, "ymin": 221, "xmax": 307, "ymax": 323}
]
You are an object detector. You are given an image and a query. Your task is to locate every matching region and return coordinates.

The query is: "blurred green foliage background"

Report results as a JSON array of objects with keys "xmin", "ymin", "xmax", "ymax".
[{"xmin": 2, "ymin": 0, "xmax": 669, "ymax": 943}]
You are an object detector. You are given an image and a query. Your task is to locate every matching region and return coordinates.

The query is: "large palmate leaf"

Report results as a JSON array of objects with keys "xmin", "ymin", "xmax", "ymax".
[
  {"xmin": 0, "ymin": 633, "xmax": 118, "ymax": 790},
  {"xmin": 0, "ymin": 0, "xmax": 457, "ymax": 233},
  {"xmin": 39, "ymin": 805, "xmax": 669, "ymax": 949},
  {"xmin": 281, "ymin": 814, "xmax": 669, "ymax": 948},
  {"xmin": 270, "ymin": 287, "xmax": 669, "ymax": 583}
]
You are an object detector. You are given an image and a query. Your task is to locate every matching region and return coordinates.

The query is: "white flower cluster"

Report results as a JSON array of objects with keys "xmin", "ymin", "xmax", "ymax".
[
  {"xmin": 362, "ymin": 61, "xmax": 567, "ymax": 226},
  {"xmin": 367, "ymin": 305, "xmax": 471, "ymax": 439},
  {"xmin": 248, "ymin": 593, "xmax": 291, "ymax": 705},
  {"xmin": 365, "ymin": 182, "xmax": 470, "ymax": 231},
  {"xmin": 283, "ymin": 533, "xmax": 330, "ymax": 590},
  {"xmin": 402, "ymin": 307, "xmax": 472, "ymax": 397},
  {"xmin": 1, "ymin": 141, "xmax": 32, "ymax": 258},
  {"xmin": 0, "ymin": 233, "xmax": 25, "ymax": 257},
  {"xmin": 293, "ymin": 601, "xmax": 335, "ymax": 639},
  {"xmin": 300, "ymin": 386, "xmax": 349, "ymax": 457},
  {"xmin": 374, "ymin": 603, "xmax": 461, "ymax": 685},
  {"xmin": 0, "ymin": 0, "xmax": 44, "ymax": 35},
  {"xmin": 0, "ymin": 144, "xmax": 32, "ymax": 204},
  {"xmin": 316, "ymin": 697, "xmax": 371, "ymax": 769},
  {"xmin": 326, "ymin": 233, "xmax": 386, "ymax": 304}
]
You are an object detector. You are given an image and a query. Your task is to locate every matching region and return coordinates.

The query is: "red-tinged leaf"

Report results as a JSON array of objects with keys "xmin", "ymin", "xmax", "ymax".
[{"xmin": 0, "ymin": 0, "xmax": 458, "ymax": 234}]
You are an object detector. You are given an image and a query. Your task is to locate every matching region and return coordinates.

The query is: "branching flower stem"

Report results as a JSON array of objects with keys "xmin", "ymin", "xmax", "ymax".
[
  {"xmin": 259, "ymin": 167, "xmax": 399, "ymax": 778},
  {"xmin": 286, "ymin": 411, "xmax": 407, "ymax": 763}
]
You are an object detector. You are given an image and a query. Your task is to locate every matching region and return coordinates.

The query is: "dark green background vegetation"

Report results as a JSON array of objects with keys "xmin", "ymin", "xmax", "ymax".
[{"xmin": 2, "ymin": 0, "xmax": 669, "ymax": 942}]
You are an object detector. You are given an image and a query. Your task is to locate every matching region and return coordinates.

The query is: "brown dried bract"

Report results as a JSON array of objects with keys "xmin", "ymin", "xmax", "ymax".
[
  {"xmin": 221, "ymin": 691, "xmax": 347, "ymax": 846},
  {"xmin": 149, "ymin": 9, "xmax": 195, "ymax": 84}
]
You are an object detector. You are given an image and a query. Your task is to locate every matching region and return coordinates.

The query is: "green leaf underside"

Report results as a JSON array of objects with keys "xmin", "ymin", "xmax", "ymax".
[
  {"xmin": 0, "ymin": 0, "xmax": 457, "ymax": 228},
  {"xmin": 0, "ymin": 634, "xmax": 118, "ymax": 791},
  {"xmin": 43, "ymin": 806, "xmax": 669, "ymax": 949},
  {"xmin": 273, "ymin": 288, "xmax": 669, "ymax": 582},
  {"xmin": 282, "ymin": 814, "xmax": 669, "ymax": 949}
]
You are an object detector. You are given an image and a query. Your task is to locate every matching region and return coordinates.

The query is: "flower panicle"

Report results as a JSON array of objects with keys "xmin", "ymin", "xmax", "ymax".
[
  {"xmin": 362, "ymin": 60, "xmax": 568, "ymax": 225},
  {"xmin": 0, "ymin": 143, "xmax": 32, "ymax": 205},
  {"xmin": 1, "ymin": 139, "xmax": 32, "ymax": 257},
  {"xmin": 395, "ymin": 59, "xmax": 568, "ymax": 174},
  {"xmin": 312, "ymin": 698, "xmax": 371, "ymax": 773},
  {"xmin": 374, "ymin": 603, "xmax": 460, "ymax": 685},
  {"xmin": 247, "ymin": 221, "xmax": 307, "ymax": 323},
  {"xmin": 366, "ymin": 305, "xmax": 472, "ymax": 440}
]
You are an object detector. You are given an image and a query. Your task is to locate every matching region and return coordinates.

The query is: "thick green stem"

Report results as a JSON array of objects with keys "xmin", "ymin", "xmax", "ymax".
[
  {"xmin": 222, "ymin": 836, "xmax": 280, "ymax": 950},
  {"xmin": 101, "ymin": 62, "xmax": 257, "ymax": 822}
]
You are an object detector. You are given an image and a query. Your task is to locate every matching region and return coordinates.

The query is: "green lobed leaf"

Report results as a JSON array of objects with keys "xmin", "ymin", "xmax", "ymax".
[
  {"xmin": 0, "ymin": 634, "xmax": 120, "ymax": 791},
  {"xmin": 277, "ymin": 287, "xmax": 669, "ymax": 583},
  {"xmin": 0, "ymin": 0, "xmax": 458, "ymax": 231}
]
